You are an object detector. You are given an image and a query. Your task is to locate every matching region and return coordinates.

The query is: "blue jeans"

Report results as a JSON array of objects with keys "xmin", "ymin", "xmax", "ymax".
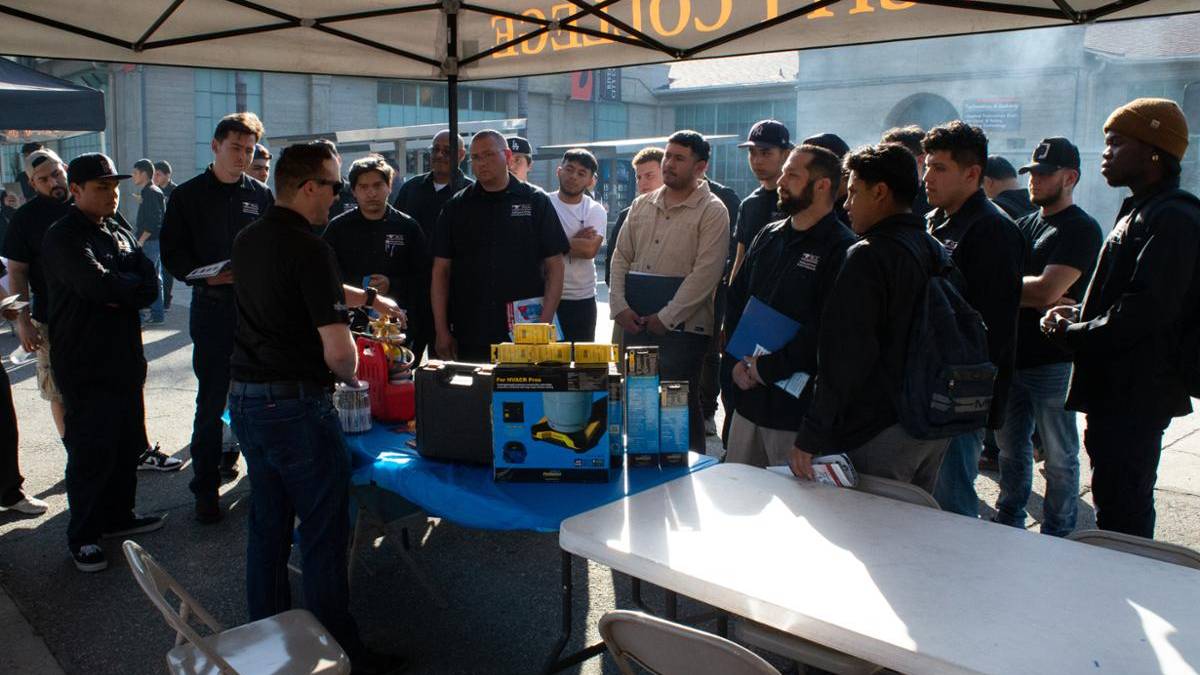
[
  {"xmin": 934, "ymin": 429, "xmax": 984, "ymax": 517},
  {"xmin": 142, "ymin": 240, "xmax": 165, "ymax": 321},
  {"xmin": 228, "ymin": 389, "xmax": 364, "ymax": 658},
  {"xmin": 994, "ymin": 363, "xmax": 1079, "ymax": 536}
]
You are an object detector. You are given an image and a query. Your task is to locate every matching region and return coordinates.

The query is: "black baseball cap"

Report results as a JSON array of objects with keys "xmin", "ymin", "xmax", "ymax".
[
  {"xmin": 1019, "ymin": 137, "xmax": 1081, "ymax": 175},
  {"xmin": 507, "ymin": 136, "xmax": 532, "ymax": 156},
  {"xmin": 67, "ymin": 153, "xmax": 131, "ymax": 185},
  {"xmin": 802, "ymin": 132, "xmax": 849, "ymax": 159},
  {"xmin": 738, "ymin": 120, "xmax": 793, "ymax": 150},
  {"xmin": 984, "ymin": 155, "xmax": 1017, "ymax": 180}
]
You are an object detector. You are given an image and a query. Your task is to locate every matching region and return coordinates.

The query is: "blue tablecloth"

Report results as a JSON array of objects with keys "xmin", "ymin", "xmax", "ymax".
[{"xmin": 343, "ymin": 424, "xmax": 717, "ymax": 533}]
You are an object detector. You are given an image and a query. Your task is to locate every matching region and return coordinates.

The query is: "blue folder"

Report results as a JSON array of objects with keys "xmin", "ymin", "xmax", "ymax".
[{"xmin": 726, "ymin": 295, "xmax": 801, "ymax": 361}]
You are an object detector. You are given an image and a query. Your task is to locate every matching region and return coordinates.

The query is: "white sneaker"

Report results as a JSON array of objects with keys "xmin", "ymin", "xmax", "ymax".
[{"xmin": 0, "ymin": 495, "xmax": 48, "ymax": 515}]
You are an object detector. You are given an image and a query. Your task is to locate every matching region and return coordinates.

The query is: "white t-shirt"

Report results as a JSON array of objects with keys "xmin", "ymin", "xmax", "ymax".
[{"xmin": 550, "ymin": 191, "xmax": 607, "ymax": 301}]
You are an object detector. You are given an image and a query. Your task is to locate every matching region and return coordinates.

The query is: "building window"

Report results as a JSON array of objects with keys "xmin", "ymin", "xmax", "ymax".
[
  {"xmin": 195, "ymin": 70, "xmax": 262, "ymax": 174},
  {"xmin": 378, "ymin": 82, "xmax": 509, "ymax": 126},
  {"xmin": 595, "ymin": 102, "xmax": 628, "ymax": 140},
  {"xmin": 673, "ymin": 99, "xmax": 796, "ymax": 198}
]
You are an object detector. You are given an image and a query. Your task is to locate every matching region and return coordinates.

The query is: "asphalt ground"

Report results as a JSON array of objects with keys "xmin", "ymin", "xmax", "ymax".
[{"xmin": 2, "ymin": 280, "xmax": 1199, "ymax": 674}]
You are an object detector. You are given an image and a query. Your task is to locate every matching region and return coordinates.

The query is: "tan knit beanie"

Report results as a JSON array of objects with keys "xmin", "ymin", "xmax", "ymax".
[{"xmin": 1104, "ymin": 98, "xmax": 1189, "ymax": 161}]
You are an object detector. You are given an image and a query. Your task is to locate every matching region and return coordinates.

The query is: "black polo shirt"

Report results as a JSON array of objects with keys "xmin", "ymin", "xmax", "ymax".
[
  {"xmin": 432, "ymin": 175, "xmax": 569, "ymax": 347},
  {"xmin": 136, "ymin": 183, "xmax": 166, "ymax": 241},
  {"xmin": 159, "ymin": 166, "xmax": 274, "ymax": 292},
  {"xmin": 928, "ymin": 189, "xmax": 1025, "ymax": 429},
  {"xmin": 231, "ymin": 206, "xmax": 348, "ymax": 386},
  {"xmin": 41, "ymin": 206, "xmax": 156, "ymax": 388},
  {"xmin": 1, "ymin": 194, "xmax": 72, "ymax": 323},
  {"xmin": 1015, "ymin": 205, "xmax": 1102, "ymax": 369},
  {"xmin": 393, "ymin": 170, "xmax": 472, "ymax": 241},
  {"xmin": 994, "ymin": 188, "xmax": 1037, "ymax": 220},
  {"xmin": 322, "ymin": 205, "xmax": 429, "ymax": 312},
  {"xmin": 734, "ymin": 186, "xmax": 784, "ymax": 252},
  {"xmin": 724, "ymin": 211, "xmax": 855, "ymax": 431}
]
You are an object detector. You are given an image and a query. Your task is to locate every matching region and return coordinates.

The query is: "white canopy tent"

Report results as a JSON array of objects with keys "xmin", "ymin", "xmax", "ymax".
[{"xmin": 1, "ymin": 0, "xmax": 1195, "ymax": 148}]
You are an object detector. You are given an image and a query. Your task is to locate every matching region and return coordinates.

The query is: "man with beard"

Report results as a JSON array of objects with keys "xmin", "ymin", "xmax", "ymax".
[
  {"xmin": 1044, "ymin": 99, "xmax": 1200, "ymax": 538},
  {"xmin": 803, "ymin": 133, "xmax": 851, "ymax": 224},
  {"xmin": 550, "ymin": 149, "xmax": 606, "ymax": 342},
  {"xmin": 923, "ymin": 121, "xmax": 1024, "ymax": 517},
  {"xmin": 431, "ymin": 130, "xmax": 568, "ymax": 363},
  {"xmin": 2, "ymin": 149, "xmax": 72, "ymax": 439},
  {"xmin": 723, "ymin": 145, "xmax": 854, "ymax": 466},
  {"xmin": 610, "ymin": 130, "xmax": 729, "ymax": 450},
  {"xmin": 161, "ymin": 112, "xmax": 274, "ymax": 523},
  {"xmin": 323, "ymin": 154, "xmax": 427, "ymax": 338},
  {"xmin": 985, "ymin": 155, "xmax": 1037, "ymax": 219},
  {"xmin": 992, "ymin": 137, "xmax": 1101, "ymax": 537},
  {"xmin": 792, "ymin": 143, "xmax": 954, "ymax": 491},
  {"xmin": 395, "ymin": 130, "xmax": 472, "ymax": 359},
  {"xmin": 43, "ymin": 154, "xmax": 163, "ymax": 572}
]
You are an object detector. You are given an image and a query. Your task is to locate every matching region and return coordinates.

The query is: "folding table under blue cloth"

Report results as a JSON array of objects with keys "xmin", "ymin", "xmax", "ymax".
[{"xmin": 342, "ymin": 424, "xmax": 718, "ymax": 672}]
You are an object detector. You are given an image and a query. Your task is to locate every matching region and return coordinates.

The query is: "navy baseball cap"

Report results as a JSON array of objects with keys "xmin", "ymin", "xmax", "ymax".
[
  {"xmin": 739, "ymin": 120, "xmax": 793, "ymax": 150},
  {"xmin": 507, "ymin": 136, "xmax": 533, "ymax": 155},
  {"xmin": 1019, "ymin": 137, "xmax": 1081, "ymax": 174},
  {"xmin": 984, "ymin": 155, "xmax": 1018, "ymax": 180},
  {"xmin": 67, "ymin": 153, "xmax": 131, "ymax": 185},
  {"xmin": 802, "ymin": 133, "xmax": 850, "ymax": 159}
]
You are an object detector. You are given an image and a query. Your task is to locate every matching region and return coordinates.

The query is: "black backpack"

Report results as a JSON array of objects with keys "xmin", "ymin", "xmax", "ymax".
[
  {"xmin": 1133, "ymin": 188, "xmax": 1200, "ymax": 398},
  {"xmin": 877, "ymin": 229, "xmax": 997, "ymax": 439}
]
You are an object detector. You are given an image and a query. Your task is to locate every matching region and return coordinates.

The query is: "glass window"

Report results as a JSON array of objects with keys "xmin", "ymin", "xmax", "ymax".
[
  {"xmin": 596, "ymin": 102, "xmax": 627, "ymax": 141},
  {"xmin": 194, "ymin": 69, "xmax": 263, "ymax": 174}
]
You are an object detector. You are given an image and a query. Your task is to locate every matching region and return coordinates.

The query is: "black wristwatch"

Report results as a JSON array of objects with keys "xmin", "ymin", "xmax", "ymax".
[{"xmin": 364, "ymin": 286, "xmax": 378, "ymax": 308}]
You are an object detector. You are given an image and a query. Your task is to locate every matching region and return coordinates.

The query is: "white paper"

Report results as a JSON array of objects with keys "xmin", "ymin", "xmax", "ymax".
[
  {"xmin": 185, "ymin": 259, "xmax": 231, "ymax": 281},
  {"xmin": 751, "ymin": 344, "xmax": 811, "ymax": 399}
]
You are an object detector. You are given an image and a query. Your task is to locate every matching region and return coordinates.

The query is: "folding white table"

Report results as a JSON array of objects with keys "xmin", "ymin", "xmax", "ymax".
[{"xmin": 560, "ymin": 463, "xmax": 1200, "ymax": 674}]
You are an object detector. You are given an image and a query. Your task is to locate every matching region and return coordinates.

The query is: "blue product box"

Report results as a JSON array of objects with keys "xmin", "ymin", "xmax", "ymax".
[
  {"xmin": 625, "ymin": 374, "xmax": 660, "ymax": 467},
  {"xmin": 608, "ymin": 370, "xmax": 624, "ymax": 467},
  {"xmin": 492, "ymin": 364, "xmax": 611, "ymax": 483},
  {"xmin": 659, "ymin": 381, "xmax": 689, "ymax": 466}
]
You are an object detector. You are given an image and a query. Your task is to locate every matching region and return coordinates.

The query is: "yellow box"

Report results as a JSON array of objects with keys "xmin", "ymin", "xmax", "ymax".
[
  {"xmin": 491, "ymin": 343, "xmax": 537, "ymax": 364},
  {"xmin": 573, "ymin": 343, "xmax": 619, "ymax": 364},
  {"xmin": 533, "ymin": 342, "xmax": 573, "ymax": 364},
  {"xmin": 513, "ymin": 323, "xmax": 557, "ymax": 345}
]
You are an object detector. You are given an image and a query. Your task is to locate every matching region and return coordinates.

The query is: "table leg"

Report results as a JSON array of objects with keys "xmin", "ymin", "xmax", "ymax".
[
  {"xmin": 665, "ymin": 590, "xmax": 678, "ymax": 621},
  {"xmin": 543, "ymin": 550, "xmax": 607, "ymax": 674}
]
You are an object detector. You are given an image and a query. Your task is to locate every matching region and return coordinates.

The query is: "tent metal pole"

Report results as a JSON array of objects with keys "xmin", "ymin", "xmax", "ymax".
[
  {"xmin": 134, "ymin": 0, "xmax": 187, "ymax": 51},
  {"xmin": 446, "ymin": 0, "xmax": 461, "ymax": 167}
]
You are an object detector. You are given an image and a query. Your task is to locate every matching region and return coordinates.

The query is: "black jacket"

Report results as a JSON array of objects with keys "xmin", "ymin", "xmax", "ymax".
[
  {"xmin": 724, "ymin": 211, "xmax": 855, "ymax": 431},
  {"xmin": 41, "ymin": 207, "xmax": 156, "ymax": 388},
  {"xmin": 322, "ymin": 205, "xmax": 429, "ymax": 314},
  {"xmin": 797, "ymin": 213, "xmax": 950, "ymax": 454},
  {"xmin": 393, "ymin": 170, "xmax": 472, "ymax": 241},
  {"xmin": 159, "ymin": 167, "xmax": 274, "ymax": 288},
  {"xmin": 1065, "ymin": 178, "xmax": 1200, "ymax": 420},
  {"xmin": 605, "ymin": 205, "xmax": 630, "ymax": 287},
  {"xmin": 928, "ymin": 189, "xmax": 1024, "ymax": 429},
  {"xmin": 993, "ymin": 188, "xmax": 1037, "ymax": 220},
  {"xmin": 706, "ymin": 178, "xmax": 741, "ymax": 277},
  {"xmin": 136, "ymin": 183, "xmax": 166, "ymax": 241}
]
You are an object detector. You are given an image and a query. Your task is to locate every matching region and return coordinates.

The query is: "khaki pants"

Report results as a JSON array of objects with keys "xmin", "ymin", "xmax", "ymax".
[
  {"xmin": 844, "ymin": 423, "xmax": 951, "ymax": 495},
  {"xmin": 726, "ymin": 412, "xmax": 796, "ymax": 467}
]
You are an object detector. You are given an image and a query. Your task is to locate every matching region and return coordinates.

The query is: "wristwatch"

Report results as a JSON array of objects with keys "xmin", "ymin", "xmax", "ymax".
[{"xmin": 364, "ymin": 286, "xmax": 378, "ymax": 308}]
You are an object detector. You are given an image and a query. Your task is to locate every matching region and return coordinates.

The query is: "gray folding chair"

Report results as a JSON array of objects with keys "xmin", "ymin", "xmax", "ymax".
[
  {"xmin": 123, "ymin": 541, "xmax": 350, "ymax": 675},
  {"xmin": 1067, "ymin": 529, "xmax": 1200, "ymax": 570},
  {"xmin": 600, "ymin": 610, "xmax": 781, "ymax": 675},
  {"xmin": 733, "ymin": 472, "xmax": 939, "ymax": 674}
]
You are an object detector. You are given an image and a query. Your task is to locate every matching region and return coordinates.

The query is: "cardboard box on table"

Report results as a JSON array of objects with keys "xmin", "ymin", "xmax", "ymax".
[
  {"xmin": 492, "ymin": 363, "xmax": 612, "ymax": 483},
  {"xmin": 624, "ymin": 346, "xmax": 660, "ymax": 468},
  {"xmin": 659, "ymin": 381, "xmax": 689, "ymax": 466}
]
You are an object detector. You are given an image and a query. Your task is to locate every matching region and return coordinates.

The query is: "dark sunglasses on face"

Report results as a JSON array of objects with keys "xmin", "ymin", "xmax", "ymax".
[{"xmin": 308, "ymin": 177, "xmax": 344, "ymax": 193}]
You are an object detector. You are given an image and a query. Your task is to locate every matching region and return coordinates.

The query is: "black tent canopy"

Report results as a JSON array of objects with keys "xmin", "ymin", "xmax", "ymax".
[{"xmin": 0, "ymin": 57, "xmax": 105, "ymax": 142}]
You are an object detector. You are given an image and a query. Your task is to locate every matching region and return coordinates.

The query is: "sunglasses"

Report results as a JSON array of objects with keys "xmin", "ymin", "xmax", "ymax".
[{"xmin": 309, "ymin": 177, "xmax": 344, "ymax": 193}]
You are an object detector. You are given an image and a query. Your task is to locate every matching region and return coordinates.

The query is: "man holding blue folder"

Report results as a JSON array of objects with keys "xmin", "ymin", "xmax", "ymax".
[
  {"xmin": 724, "ymin": 145, "xmax": 854, "ymax": 466},
  {"xmin": 609, "ymin": 131, "xmax": 730, "ymax": 449}
]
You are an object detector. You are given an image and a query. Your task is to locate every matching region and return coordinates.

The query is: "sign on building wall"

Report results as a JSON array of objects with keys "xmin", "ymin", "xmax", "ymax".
[
  {"xmin": 571, "ymin": 71, "xmax": 593, "ymax": 101},
  {"xmin": 598, "ymin": 69, "xmax": 621, "ymax": 101},
  {"xmin": 963, "ymin": 99, "xmax": 1021, "ymax": 131}
]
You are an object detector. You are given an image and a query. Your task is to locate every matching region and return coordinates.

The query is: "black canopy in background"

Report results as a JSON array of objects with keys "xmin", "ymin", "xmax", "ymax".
[{"xmin": 0, "ymin": 57, "xmax": 105, "ymax": 142}]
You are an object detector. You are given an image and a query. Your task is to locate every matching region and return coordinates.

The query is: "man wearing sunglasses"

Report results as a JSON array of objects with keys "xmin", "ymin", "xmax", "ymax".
[{"xmin": 160, "ymin": 112, "xmax": 274, "ymax": 525}]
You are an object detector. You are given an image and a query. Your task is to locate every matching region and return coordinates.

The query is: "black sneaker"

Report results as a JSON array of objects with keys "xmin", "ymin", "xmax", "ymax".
[
  {"xmin": 103, "ymin": 514, "xmax": 165, "ymax": 538},
  {"xmin": 72, "ymin": 544, "xmax": 108, "ymax": 573},
  {"xmin": 352, "ymin": 649, "xmax": 407, "ymax": 675},
  {"xmin": 138, "ymin": 443, "xmax": 183, "ymax": 472},
  {"xmin": 219, "ymin": 451, "xmax": 240, "ymax": 480},
  {"xmin": 195, "ymin": 494, "xmax": 223, "ymax": 525}
]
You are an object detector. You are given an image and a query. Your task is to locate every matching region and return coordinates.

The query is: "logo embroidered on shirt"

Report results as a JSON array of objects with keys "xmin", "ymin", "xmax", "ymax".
[
  {"xmin": 797, "ymin": 253, "xmax": 820, "ymax": 271},
  {"xmin": 116, "ymin": 237, "xmax": 132, "ymax": 254},
  {"xmin": 943, "ymin": 239, "xmax": 959, "ymax": 253},
  {"xmin": 242, "ymin": 201, "xmax": 260, "ymax": 216},
  {"xmin": 384, "ymin": 233, "xmax": 406, "ymax": 255},
  {"xmin": 511, "ymin": 203, "xmax": 532, "ymax": 217}
]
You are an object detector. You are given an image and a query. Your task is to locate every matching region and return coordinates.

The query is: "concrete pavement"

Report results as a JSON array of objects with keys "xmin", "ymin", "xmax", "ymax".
[{"xmin": 2, "ymin": 282, "xmax": 1199, "ymax": 674}]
